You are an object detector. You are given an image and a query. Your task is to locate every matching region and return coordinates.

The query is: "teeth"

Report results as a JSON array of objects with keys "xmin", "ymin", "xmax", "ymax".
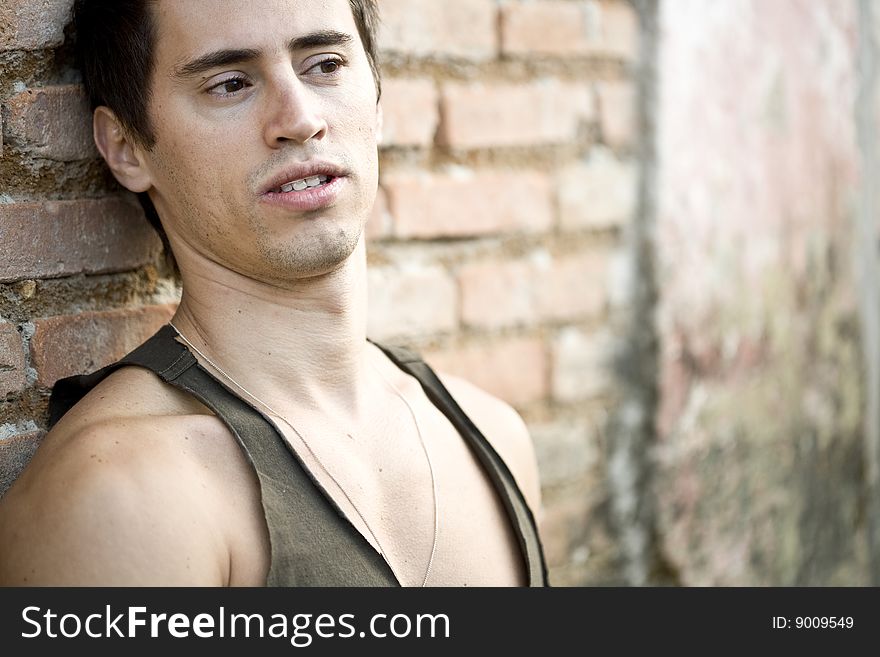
[{"xmin": 278, "ymin": 174, "xmax": 330, "ymax": 193}]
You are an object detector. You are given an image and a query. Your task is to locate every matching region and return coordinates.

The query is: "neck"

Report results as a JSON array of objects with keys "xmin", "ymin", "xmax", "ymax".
[{"xmin": 170, "ymin": 237, "xmax": 373, "ymax": 421}]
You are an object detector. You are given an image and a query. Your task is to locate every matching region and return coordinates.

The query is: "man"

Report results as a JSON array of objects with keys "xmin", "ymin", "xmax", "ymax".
[{"xmin": 0, "ymin": 0, "xmax": 546, "ymax": 586}]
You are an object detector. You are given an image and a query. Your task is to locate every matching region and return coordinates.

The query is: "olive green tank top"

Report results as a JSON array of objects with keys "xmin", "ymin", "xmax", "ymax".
[{"xmin": 49, "ymin": 325, "xmax": 548, "ymax": 586}]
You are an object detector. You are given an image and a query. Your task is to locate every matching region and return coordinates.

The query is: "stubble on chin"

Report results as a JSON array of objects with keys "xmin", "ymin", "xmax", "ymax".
[{"xmin": 252, "ymin": 219, "xmax": 363, "ymax": 280}]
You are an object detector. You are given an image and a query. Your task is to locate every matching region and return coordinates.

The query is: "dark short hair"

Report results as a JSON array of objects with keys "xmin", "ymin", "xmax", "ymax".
[{"xmin": 74, "ymin": 0, "xmax": 382, "ymax": 273}]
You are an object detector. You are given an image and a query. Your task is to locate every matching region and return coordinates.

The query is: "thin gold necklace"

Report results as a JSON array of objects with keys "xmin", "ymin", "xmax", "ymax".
[{"xmin": 168, "ymin": 322, "xmax": 439, "ymax": 587}]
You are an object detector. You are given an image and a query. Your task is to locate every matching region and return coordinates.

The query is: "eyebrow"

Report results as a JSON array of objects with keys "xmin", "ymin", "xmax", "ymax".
[{"xmin": 172, "ymin": 30, "xmax": 354, "ymax": 80}]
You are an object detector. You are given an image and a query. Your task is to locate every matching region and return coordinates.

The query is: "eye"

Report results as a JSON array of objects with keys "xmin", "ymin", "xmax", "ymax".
[
  {"xmin": 207, "ymin": 76, "xmax": 250, "ymax": 97},
  {"xmin": 308, "ymin": 57, "xmax": 346, "ymax": 76}
]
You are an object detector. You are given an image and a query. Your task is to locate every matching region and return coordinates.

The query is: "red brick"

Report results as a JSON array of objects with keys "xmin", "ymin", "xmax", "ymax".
[
  {"xmin": 378, "ymin": 0, "xmax": 496, "ymax": 60},
  {"xmin": 30, "ymin": 304, "xmax": 177, "ymax": 387},
  {"xmin": 423, "ymin": 337, "xmax": 548, "ymax": 407},
  {"xmin": 501, "ymin": 0, "xmax": 595, "ymax": 57},
  {"xmin": 459, "ymin": 251, "xmax": 609, "ymax": 330},
  {"xmin": 459, "ymin": 259, "xmax": 534, "ymax": 330},
  {"xmin": 0, "ymin": 323, "xmax": 27, "ymax": 397},
  {"xmin": 551, "ymin": 327, "xmax": 612, "ymax": 402},
  {"xmin": 367, "ymin": 264, "xmax": 457, "ymax": 340},
  {"xmin": 597, "ymin": 80, "xmax": 637, "ymax": 150},
  {"xmin": 501, "ymin": 0, "xmax": 638, "ymax": 60},
  {"xmin": 0, "ymin": 0, "xmax": 73, "ymax": 51},
  {"xmin": 0, "ymin": 429, "xmax": 45, "ymax": 498},
  {"xmin": 533, "ymin": 251, "xmax": 610, "ymax": 322},
  {"xmin": 558, "ymin": 150, "xmax": 638, "ymax": 230},
  {"xmin": 365, "ymin": 185, "xmax": 392, "ymax": 240},
  {"xmin": 4, "ymin": 85, "xmax": 96, "ymax": 160},
  {"xmin": 383, "ymin": 169, "xmax": 554, "ymax": 239},
  {"xmin": 439, "ymin": 80, "xmax": 594, "ymax": 149},
  {"xmin": 380, "ymin": 78, "xmax": 439, "ymax": 147},
  {"xmin": 0, "ymin": 197, "xmax": 162, "ymax": 282},
  {"xmin": 596, "ymin": 1, "xmax": 640, "ymax": 60}
]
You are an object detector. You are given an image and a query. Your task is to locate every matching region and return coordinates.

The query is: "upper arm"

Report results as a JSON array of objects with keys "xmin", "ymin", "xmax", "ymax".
[
  {"xmin": 437, "ymin": 374, "xmax": 543, "ymax": 521},
  {"xmin": 0, "ymin": 424, "xmax": 227, "ymax": 586}
]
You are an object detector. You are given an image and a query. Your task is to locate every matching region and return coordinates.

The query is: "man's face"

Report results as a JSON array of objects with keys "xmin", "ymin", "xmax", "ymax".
[{"xmin": 141, "ymin": 0, "xmax": 380, "ymax": 283}]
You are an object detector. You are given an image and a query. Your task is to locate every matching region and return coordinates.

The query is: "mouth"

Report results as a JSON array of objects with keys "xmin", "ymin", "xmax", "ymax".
[
  {"xmin": 271, "ymin": 174, "xmax": 336, "ymax": 194},
  {"xmin": 261, "ymin": 161, "xmax": 349, "ymax": 196},
  {"xmin": 260, "ymin": 164, "xmax": 349, "ymax": 212}
]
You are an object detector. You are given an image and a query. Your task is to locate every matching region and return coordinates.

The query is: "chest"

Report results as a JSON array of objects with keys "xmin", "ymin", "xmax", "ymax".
[
  {"xmin": 410, "ymin": 415, "xmax": 527, "ymax": 586},
  {"xmin": 220, "ymin": 400, "xmax": 528, "ymax": 586}
]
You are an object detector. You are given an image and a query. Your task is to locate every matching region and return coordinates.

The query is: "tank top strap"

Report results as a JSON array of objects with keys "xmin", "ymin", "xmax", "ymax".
[
  {"xmin": 368, "ymin": 340, "xmax": 549, "ymax": 587},
  {"xmin": 48, "ymin": 325, "xmax": 189, "ymax": 427}
]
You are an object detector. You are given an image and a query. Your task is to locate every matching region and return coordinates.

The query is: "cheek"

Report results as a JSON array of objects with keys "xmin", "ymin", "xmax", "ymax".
[
  {"xmin": 346, "ymin": 100, "xmax": 380, "ymax": 162},
  {"xmin": 153, "ymin": 119, "xmax": 240, "ymax": 191},
  {"xmin": 149, "ymin": 143, "xmax": 236, "ymax": 233}
]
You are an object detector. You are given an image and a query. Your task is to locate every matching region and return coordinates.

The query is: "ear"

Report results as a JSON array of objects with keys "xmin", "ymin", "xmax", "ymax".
[{"xmin": 92, "ymin": 107, "xmax": 153, "ymax": 193}]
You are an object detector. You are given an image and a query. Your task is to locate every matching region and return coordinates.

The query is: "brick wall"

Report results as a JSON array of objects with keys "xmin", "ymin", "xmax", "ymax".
[
  {"xmin": 0, "ymin": 0, "xmax": 179, "ymax": 497},
  {"xmin": 0, "ymin": 0, "xmax": 640, "ymax": 586}
]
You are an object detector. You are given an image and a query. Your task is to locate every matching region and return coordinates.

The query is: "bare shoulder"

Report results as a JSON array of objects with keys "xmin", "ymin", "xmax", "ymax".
[
  {"xmin": 0, "ymin": 370, "xmax": 237, "ymax": 585},
  {"xmin": 435, "ymin": 372, "xmax": 543, "ymax": 518}
]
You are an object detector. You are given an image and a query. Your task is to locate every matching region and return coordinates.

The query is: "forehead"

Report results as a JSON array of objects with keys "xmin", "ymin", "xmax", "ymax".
[{"xmin": 151, "ymin": 0, "xmax": 359, "ymax": 65}]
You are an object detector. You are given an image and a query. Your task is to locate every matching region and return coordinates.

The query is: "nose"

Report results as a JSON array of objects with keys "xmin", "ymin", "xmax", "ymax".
[{"xmin": 262, "ymin": 73, "xmax": 328, "ymax": 148}]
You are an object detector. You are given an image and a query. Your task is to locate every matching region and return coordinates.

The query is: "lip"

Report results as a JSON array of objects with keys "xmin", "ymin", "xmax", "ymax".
[
  {"xmin": 258, "ymin": 160, "xmax": 350, "ymax": 213},
  {"xmin": 260, "ymin": 175, "xmax": 347, "ymax": 212},
  {"xmin": 259, "ymin": 160, "xmax": 350, "ymax": 195}
]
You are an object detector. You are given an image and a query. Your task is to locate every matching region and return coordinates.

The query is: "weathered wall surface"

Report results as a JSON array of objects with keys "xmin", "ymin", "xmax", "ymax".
[
  {"xmin": 0, "ymin": 0, "xmax": 641, "ymax": 586},
  {"xmin": 856, "ymin": 0, "xmax": 880, "ymax": 584},
  {"xmin": 653, "ymin": 0, "xmax": 872, "ymax": 585}
]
